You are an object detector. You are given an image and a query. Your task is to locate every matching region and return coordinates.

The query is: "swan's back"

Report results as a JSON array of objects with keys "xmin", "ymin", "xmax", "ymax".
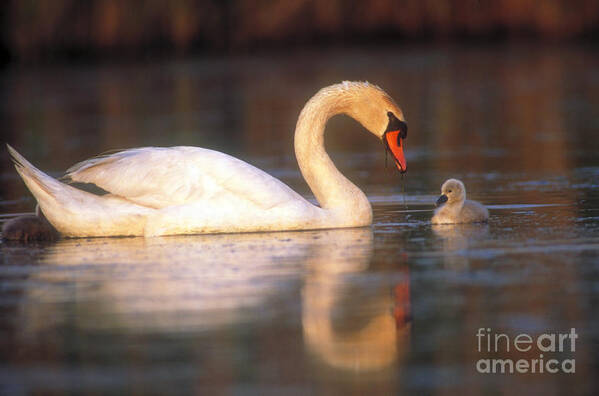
[
  {"xmin": 7, "ymin": 145, "xmax": 315, "ymax": 237},
  {"xmin": 66, "ymin": 146, "xmax": 306, "ymax": 210}
]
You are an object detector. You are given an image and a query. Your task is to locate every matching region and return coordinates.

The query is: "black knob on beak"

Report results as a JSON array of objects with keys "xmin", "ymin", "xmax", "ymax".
[{"xmin": 435, "ymin": 194, "xmax": 448, "ymax": 207}]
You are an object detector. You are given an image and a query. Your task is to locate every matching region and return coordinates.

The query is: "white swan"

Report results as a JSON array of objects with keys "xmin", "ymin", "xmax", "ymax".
[
  {"xmin": 431, "ymin": 179, "xmax": 489, "ymax": 224},
  {"xmin": 8, "ymin": 81, "xmax": 408, "ymax": 237}
]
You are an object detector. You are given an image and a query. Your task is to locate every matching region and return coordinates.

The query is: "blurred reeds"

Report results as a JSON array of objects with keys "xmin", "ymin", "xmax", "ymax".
[{"xmin": 2, "ymin": 0, "xmax": 599, "ymax": 62}]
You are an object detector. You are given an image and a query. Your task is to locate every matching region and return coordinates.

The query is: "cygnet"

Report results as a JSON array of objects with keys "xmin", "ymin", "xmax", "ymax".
[{"xmin": 431, "ymin": 179, "xmax": 488, "ymax": 224}]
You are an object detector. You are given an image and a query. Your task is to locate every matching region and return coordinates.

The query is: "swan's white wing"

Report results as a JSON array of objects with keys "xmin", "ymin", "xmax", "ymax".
[{"xmin": 65, "ymin": 146, "xmax": 306, "ymax": 209}]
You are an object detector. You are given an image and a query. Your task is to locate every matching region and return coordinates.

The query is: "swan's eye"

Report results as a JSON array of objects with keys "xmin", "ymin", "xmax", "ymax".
[{"xmin": 385, "ymin": 112, "xmax": 408, "ymax": 139}]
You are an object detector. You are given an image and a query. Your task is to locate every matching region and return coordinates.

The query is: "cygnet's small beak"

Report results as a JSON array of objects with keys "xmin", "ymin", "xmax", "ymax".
[
  {"xmin": 383, "ymin": 130, "xmax": 407, "ymax": 173},
  {"xmin": 435, "ymin": 194, "xmax": 448, "ymax": 207}
]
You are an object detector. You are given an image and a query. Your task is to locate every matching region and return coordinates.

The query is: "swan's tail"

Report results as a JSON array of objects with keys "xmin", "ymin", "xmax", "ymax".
[
  {"xmin": 7, "ymin": 145, "xmax": 151, "ymax": 237},
  {"xmin": 8, "ymin": 144, "xmax": 68, "ymax": 209}
]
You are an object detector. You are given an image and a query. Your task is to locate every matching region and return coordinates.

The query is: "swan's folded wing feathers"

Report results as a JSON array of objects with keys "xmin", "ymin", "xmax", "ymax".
[
  {"xmin": 63, "ymin": 148, "xmax": 130, "ymax": 179},
  {"xmin": 201, "ymin": 150, "xmax": 305, "ymax": 210},
  {"xmin": 65, "ymin": 147, "xmax": 201, "ymax": 209},
  {"xmin": 65, "ymin": 146, "xmax": 305, "ymax": 210}
]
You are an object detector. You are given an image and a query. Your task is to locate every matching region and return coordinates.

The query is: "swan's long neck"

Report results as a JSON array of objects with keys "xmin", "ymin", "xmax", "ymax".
[{"xmin": 294, "ymin": 89, "xmax": 372, "ymax": 225}]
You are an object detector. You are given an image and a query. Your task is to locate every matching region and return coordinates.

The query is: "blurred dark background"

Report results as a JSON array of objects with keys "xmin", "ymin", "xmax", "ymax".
[{"xmin": 1, "ymin": 0, "xmax": 598, "ymax": 64}]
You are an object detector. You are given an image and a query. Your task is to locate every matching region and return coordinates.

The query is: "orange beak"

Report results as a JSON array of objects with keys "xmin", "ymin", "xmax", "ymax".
[{"xmin": 384, "ymin": 130, "xmax": 407, "ymax": 173}]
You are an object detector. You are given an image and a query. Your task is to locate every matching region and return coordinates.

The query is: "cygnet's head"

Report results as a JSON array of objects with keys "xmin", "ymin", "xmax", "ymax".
[{"xmin": 435, "ymin": 179, "xmax": 466, "ymax": 207}]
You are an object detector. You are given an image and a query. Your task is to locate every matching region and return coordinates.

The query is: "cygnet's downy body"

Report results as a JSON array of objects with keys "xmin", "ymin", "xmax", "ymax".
[
  {"xmin": 2, "ymin": 206, "xmax": 58, "ymax": 241},
  {"xmin": 431, "ymin": 179, "xmax": 488, "ymax": 224}
]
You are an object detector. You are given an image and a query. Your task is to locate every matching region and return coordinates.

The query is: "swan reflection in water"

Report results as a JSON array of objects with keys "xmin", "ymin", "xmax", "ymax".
[
  {"xmin": 302, "ymin": 229, "xmax": 411, "ymax": 372},
  {"xmin": 15, "ymin": 227, "xmax": 410, "ymax": 372}
]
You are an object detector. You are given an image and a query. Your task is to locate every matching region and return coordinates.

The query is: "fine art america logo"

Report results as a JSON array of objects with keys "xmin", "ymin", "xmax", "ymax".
[{"xmin": 476, "ymin": 328, "xmax": 577, "ymax": 374}]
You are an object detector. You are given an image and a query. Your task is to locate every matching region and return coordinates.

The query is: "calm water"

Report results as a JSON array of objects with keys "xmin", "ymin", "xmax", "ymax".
[{"xmin": 1, "ymin": 44, "xmax": 599, "ymax": 395}]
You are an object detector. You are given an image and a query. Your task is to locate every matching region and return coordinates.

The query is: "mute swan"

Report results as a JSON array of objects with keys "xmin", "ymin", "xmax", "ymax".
[
  {"xmin": 431, "ymin": 179, "xmax": 489, "ymax": 224},
  {"xmin": 7, "ymin": 81, "xmax": 408, "ymax": 237}
]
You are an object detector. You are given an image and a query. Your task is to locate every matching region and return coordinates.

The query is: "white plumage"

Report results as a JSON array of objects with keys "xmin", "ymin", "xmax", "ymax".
[{"xmin": 65, "ymin": 146, "xmax": 303, "ymax": 210}]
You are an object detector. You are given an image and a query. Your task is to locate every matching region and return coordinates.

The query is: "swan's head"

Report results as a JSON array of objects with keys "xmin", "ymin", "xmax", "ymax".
[
  {"xmin": 436, "ymin": 179, "xmax": 466, "ymax": 207},
  {"xmin": 338, "ymin": 82, "xmax": 408, "ymax": 173}
]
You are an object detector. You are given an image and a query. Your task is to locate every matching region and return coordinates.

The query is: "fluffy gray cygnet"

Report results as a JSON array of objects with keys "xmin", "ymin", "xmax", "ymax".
[{"xmin": 431, "ymin": 179, "xmax": 488, "ymax": 224}]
